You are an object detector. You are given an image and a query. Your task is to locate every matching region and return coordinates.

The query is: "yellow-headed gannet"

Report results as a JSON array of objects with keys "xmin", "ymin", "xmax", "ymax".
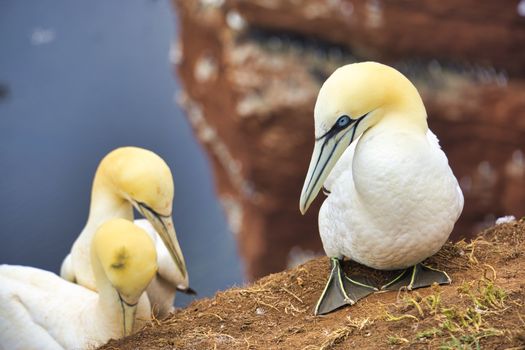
[
  {"xmin": 300, "ymin": 62, "xmax": 463, "ymax": 315},
  {"xmin": 60, "ymin": 147, "xmax": 194, "ymax": 318},
  {"xmin": 0, "ymin": 219, "xmax": 157, "ymax": 349}
]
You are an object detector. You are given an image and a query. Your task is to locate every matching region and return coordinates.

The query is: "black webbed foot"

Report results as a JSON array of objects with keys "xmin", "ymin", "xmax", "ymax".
[
  {"xmin": 315, "ymin": 258, "xmax": 377, "ymax": 315},
  {"xmin": 380, "ymin": 263, "xmax": 451, "ymax": 291}
]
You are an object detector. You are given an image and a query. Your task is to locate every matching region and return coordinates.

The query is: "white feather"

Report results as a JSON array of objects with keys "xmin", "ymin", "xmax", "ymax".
[
  {"xmin": 0, "ymin": 265, "xmax": 150, "ymax": 350},
  {"xmin": 319, "ymin": 126, "xmax": 464, "ymax": 270}
]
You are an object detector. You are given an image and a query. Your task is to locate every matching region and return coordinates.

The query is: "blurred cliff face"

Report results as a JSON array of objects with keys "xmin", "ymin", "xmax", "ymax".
[{"xmin": 172, "ymin": 0, "xmax": 525, "ymax": 280}]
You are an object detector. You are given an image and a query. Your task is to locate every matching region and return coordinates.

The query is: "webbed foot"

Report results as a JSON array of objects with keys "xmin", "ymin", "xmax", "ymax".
[
  {"xmin": 380, "ymin": 263, "xmax": 451, "ymax": 291},
  {"xmin": 315, "ymin": 258, "xmax": 377, "ymax": 315}
]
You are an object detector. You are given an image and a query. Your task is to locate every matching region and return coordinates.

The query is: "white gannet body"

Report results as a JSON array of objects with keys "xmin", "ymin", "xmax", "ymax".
[
  {"xmin": 320, "ymin": 128, "xmax": 463, "ymax": 270},
  {"xmin": 0, "ymin": 219, "xmax": 157, "ymax": 350},
  {"xmin": 300, "ymin": 62, "xmax": 463, "ymax": 315},
  {"xmin": 60, "ymin": 147, "xmax": 191, "ymax": 318}
]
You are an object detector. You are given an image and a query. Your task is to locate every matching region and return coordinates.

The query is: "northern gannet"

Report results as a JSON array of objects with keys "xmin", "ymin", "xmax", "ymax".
[
  {"xmin": 0, "ymin": 219, "xmax": 157, "ymax": 349},
  {"xmin": 299, "ymin": 62, "xmax": 464, "ymax": 315},
  {"xmin": 60, "ymin": 147, "xmax": 193, "ymax": 318}
]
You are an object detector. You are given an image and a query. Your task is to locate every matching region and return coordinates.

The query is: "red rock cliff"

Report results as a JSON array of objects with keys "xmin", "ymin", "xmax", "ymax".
[{"xmin": 172, "ymin": 0, "xmax": 525, "ymax": 280}]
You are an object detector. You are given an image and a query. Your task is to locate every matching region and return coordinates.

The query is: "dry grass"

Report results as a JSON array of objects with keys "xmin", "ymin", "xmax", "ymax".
[{"xmin": 100, "ymin": 219, "xmax": 525, "ymax": 350}]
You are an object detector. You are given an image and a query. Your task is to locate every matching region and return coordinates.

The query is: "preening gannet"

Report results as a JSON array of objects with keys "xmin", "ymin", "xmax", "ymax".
[
  {"xmin": 60, "ymin": 147, "xmax": 193, "ymax": 318},
  {"xmin": 0, "ymin": 219, "xmax": 157, "ymax": 350},
  {"xmin": 300, "ymin": 62, "xmax": 463, "ymax": 315}
]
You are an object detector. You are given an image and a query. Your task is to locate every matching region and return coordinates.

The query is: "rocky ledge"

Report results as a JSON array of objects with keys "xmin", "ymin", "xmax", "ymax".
[{"xmin": 102, "ymin": 219, "xmax": 525, "ymax": 349}]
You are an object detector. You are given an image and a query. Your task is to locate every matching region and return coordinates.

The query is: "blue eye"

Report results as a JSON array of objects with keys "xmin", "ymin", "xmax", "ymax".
[{"xmin": 336, "ymin": 115, "xmax": 351, "ymax": 128}]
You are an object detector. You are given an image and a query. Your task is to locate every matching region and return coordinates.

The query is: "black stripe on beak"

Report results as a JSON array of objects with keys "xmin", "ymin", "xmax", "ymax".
[
  {"xmin": 303, "ymin": 113, "xmax": 368, "ymax": 207},
  {"xmin": 136, "ymin": 201, "xmax": 171, "ymax": 220}
]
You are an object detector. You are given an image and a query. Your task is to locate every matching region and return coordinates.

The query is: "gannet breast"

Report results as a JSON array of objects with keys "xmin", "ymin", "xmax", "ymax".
[{"xmin": 318, "ymin": 128, "xmax": 463, "ymax": 270}]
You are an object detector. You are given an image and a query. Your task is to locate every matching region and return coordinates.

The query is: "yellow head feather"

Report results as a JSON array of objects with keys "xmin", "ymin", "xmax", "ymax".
[
  {"xmin": 300, "ymin": 62, "xmax": 429, "ymax": 214},
  {"xmin": 314, "ymin": 61, "xmax": 427, "ymax": 137},
  {"xmin": 96, "ymin": 147, "xmax": 174, "ymax": 216},
  {"xmin": 92, "ymin": 218, "xmax": 157, "ymax": 301}
]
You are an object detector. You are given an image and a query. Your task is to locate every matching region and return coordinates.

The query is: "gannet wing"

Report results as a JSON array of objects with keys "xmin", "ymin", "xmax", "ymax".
[
  {"xmin": 426, "ymin": 129, "xmax": 441, "ymax": 149},
  {"xmin": 0, "ymin": 266, "xmax": 92, "ymax": 350},
  {"xmin": 323, "ymin": 130, "xmax": 444, "ymax": 193},
  {"xmin": 427, "ymin": 129, "xmax": 464, "ymax": 220},
  {"xmin": 1, "ymin": 265, "xmax": 87, "ymax": 298},
  {"xmin": 455, "ymin": 184, "xmax": 465, "ymax": 219},
  {"xmin": 0, "ymin": 275, "xmax": 64, "ymax": 350},
  {"xmin": 60, "ymin": 254, "xmax": 76, "ymax": 283}
]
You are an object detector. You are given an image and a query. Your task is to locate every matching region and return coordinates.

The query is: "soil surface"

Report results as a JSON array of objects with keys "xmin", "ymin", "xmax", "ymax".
[{"xmin": 101, "ymin": 219, "xmax": 525, "ymax": 349}]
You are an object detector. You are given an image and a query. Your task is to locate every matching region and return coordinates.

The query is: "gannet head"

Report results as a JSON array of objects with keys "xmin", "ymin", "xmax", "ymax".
[
  {"xmin": 300, "ymin": 62, "xmax": 427, "ymax": 214},
  {"xmin": 92, "ymin": 218, "xmax": 157, "ymax": 336},
  {"xmin": 96, "ymin": 147, "xmax": 189, "ymax": 287}
]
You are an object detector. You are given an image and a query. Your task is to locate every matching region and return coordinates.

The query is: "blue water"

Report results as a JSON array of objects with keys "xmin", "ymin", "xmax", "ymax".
[{"xmin": 0, "ymin": 0, "xmax": 244, "ymax": 306}]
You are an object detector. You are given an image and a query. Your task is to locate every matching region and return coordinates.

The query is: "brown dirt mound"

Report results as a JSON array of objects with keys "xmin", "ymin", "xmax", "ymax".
[{"xmin": 101, "ymin": 220, "xmax": 525, "ymax": 349}]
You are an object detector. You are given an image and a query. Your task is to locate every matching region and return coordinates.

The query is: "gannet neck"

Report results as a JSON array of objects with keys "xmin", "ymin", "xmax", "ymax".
[
  {"xmin": 90, "ymin": 251, "xmax": 128, "ymax": 337},
  {"xmin": 87, "ymin": 168, "xmax": 134, "ymax": 225},
  {"xmin": 70, "ymin": 170, "xmax": 134, "ymax": 290},
  {"xmin": 89, "ymin": 220, "xmax": 131, "ymax": 337},
  {"xmin": 373, "ymin": 107, "xmax": 428, "ymax": 137},
  {"xmin": 377, "ymin": 71, "xmax": 428, "ymax": 135},
  {"xmin": 90, "ymin": 219, "xmax": 157, "ymax": 336}
]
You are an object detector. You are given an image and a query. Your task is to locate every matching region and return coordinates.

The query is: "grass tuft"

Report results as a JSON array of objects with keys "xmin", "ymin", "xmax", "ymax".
[
  {"xmin": 385, "ymin": 271, "xmax": 513, "ymax": 348},
  {"xmin": 416, "ymin": 327, "xmax": 442, "ymax": 340},
  {"xmin": 387, "ymin": 335, "xmax": 409, "ymax": 345}
]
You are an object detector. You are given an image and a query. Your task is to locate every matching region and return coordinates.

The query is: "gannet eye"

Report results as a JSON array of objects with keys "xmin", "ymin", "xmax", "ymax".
[{"xmin": 336, "ymin": 115, "xmax": 351, "ymax": 128}]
